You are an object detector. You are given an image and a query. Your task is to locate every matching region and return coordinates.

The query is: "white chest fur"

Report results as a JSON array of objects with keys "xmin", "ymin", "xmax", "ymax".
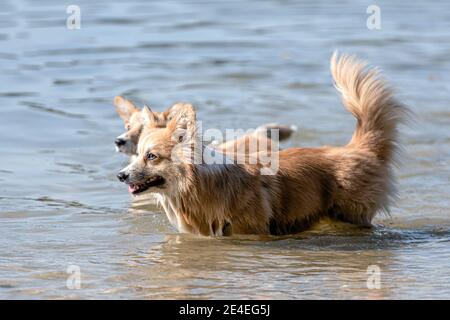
[{"xmin": 156, "ymin": 194, "xmax": 192, "ymax": 234}]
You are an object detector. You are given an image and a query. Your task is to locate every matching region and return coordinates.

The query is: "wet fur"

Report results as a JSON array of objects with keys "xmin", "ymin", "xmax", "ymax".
[{"xmin": 119, "ymin": 52, "xmax": 408, "ymax": 236}]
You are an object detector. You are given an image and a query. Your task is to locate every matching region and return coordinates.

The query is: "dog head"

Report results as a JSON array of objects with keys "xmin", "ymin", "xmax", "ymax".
[
  {"xmin": 114, "ymin": 96, "xmax": 186, "ymax": 156},
  {"xmin": 117, "ymin": 103, "xmax": 197, "ymax": 196},
  {"xmin": 114, "ymin": 96, "xmax": 143, "ymax": 155}
]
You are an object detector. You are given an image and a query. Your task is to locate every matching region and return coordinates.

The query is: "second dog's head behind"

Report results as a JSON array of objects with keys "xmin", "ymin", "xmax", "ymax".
[
  {"xmin": 114, "ymin": 96, "xmax": 186, "ymax": 156},
  {"xmin": 114, "ymin": 96, "xmax": 142, "ymax": 155}
]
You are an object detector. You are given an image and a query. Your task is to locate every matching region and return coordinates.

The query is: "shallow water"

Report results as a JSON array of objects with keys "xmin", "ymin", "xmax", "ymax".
[{"xmin": 0, "ymin": 0, "xmax": 449, "ymax": 299}]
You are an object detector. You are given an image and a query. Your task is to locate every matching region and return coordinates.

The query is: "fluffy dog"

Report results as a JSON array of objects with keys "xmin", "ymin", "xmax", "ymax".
[{"xmin": 117, "ymin": 53, "xmax": 408, "ymax": 236}]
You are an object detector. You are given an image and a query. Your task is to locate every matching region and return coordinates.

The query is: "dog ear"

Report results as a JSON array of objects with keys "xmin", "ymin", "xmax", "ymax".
[
  {"xmin": 142, "ymin": 105, "xmax": 158, "ymax": 127},
  {"xmin": 164, "ymin": 102, "xmax": 188, "ymax": 121},
  {"xmin": 114, "ymin": 96, "xmax": 139, "ymax": 122},
  {"xmin": 167, "ymin": 103, "xmax": 196, "ymax": 142},
  {"xmin": 168, "ymin": 103, "xmax": 196, "ymax": 129}
]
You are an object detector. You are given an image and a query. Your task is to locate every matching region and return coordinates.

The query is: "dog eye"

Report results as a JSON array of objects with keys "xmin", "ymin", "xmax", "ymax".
[
  {"xmin": 146, "ymin": 152, "xmax": 157, "ymax": 161},
  {"xmin": 126, "ymin": 124, "xmax": 131, "ymax": 130}
]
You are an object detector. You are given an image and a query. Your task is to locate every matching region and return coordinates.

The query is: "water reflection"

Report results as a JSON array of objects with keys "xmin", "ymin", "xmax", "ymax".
[{"xmin": 117, "ymin": 224, "xmax": 413, "ymax": 299}]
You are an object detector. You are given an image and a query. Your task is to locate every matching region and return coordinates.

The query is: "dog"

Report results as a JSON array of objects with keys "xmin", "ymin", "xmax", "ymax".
[
  {"xmin": 113, "ymin": 96, "xmax": 296, "ymax": 157},
  {"xmin": 114, "ymin": 97, "xmax": 185, "ymax": 156},
  {"xmin": 117, "ymin": 52, "xmax": 409, "ymax": 236}
]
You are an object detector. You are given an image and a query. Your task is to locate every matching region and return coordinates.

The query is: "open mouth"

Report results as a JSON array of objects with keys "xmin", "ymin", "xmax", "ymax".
[{"xmin": 128, "ymin": 176, "xmax": 165, "ymax": 195}]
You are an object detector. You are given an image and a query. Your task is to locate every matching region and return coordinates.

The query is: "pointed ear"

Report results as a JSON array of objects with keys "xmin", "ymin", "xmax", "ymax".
[
  {"xmin": 142, "ymin": 105, "xmax": 158, "ymax": 127},
  {"xmin": 114, "ymin": 96, "xmax": 139, "ymax": 122},
  {"xmin": 164, "ymin": 102, "xmax": 187, "ymax": 121},
  {"xmin": 167, "ymin": 103, "xmax": 196, "ymax": 140}
]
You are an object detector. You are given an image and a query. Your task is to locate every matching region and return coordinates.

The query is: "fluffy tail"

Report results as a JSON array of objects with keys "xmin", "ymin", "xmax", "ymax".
[{"xmin": 330, "ymin": 51, "xmax": 409, "ymax": 225}]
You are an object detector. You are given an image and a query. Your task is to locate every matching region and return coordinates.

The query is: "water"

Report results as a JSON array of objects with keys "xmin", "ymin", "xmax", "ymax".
[{"xmin": 0, "ymin": 0, "xmax": 449, "ymax": 299}]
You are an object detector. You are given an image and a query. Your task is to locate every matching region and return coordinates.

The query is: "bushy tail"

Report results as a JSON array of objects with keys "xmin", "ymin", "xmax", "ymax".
[{"xmin": 329, "ymin": 52, "xmax": 409, "ymax": 225}]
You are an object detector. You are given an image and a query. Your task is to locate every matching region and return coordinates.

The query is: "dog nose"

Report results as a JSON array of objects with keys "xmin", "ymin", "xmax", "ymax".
[
  {"xmin": 117, "ymin": 171, "xmax": 129, "ymax": 182},
  {"xmin": 115, "ymin": 138, "xmax": 126, "ymax": 147}
]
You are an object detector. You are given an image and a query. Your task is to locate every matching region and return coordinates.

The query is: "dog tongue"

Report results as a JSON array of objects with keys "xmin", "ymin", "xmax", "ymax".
[{"xmin": 128, "ymin": 185, "xmax": 138, "ymax": 194}]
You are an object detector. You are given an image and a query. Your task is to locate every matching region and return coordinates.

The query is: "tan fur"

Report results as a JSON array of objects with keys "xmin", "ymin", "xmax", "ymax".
[
  {"xmin": 118, "ymin": 52, "xmax": 408, "ymax": 236},
  {"xmin": 113, "ymin": 98, "xmax": 295, "ymax": 157},
  {"xmin": 113, "ymin": 97, "xmax": 183, "ymax": 155},
  {"xmin": 327, "ymin": 51, "xmax": 409, "ymax": 225},
  {"xmin": 114, "ymin": 96, "xmax": 139, "ymax": 123}
]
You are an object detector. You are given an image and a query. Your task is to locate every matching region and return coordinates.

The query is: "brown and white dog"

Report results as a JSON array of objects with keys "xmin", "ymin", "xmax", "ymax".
[
  {"xmin": 117, "ymin": 53, "xmax": 409, "ymax": 236},
  {"xmin": 113, "ymin": 96, "xmax": 296, "ymax": 157}
]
